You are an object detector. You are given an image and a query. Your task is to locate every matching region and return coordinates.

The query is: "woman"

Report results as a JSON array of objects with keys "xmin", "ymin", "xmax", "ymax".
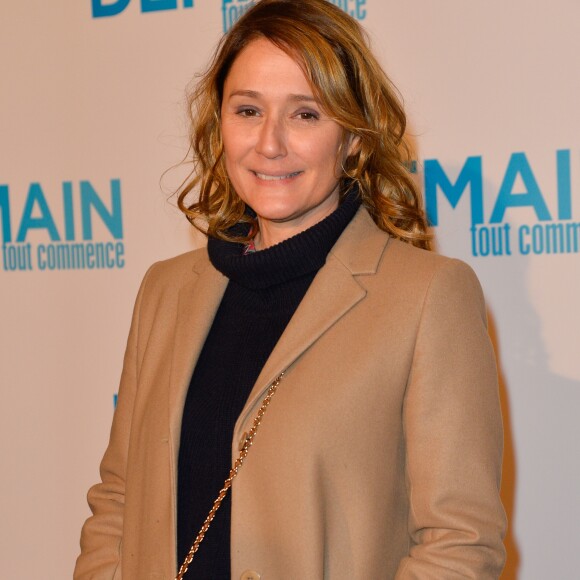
[{"xmin": 75, "ymin": 1, "xmax": 507, "ymax": 578}]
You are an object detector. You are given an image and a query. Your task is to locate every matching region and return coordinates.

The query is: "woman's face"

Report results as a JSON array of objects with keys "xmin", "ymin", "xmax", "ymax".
[{"xmin": 221, "ymin": 38, "xmax": 353, "ymax": 248}]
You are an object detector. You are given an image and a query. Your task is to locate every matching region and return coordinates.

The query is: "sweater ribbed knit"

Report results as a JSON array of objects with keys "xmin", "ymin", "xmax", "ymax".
[{"xmin": 177, "ymin": 192, "xmax": 361, "ymax": 578}]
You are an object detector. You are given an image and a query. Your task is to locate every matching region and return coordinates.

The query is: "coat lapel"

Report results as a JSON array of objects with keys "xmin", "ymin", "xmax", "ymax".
[
  {"xmin": 235, "ymin": 208, "xmax": 390, "ymax": 432},
  {"xmin": 168, "ymin": 252, "xmax": 229, "ymax": 453}
]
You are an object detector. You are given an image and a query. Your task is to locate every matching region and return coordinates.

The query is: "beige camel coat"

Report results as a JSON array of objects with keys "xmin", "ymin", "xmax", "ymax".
[{"xmin": 75, "ymin": 208, "xmax": 506, "ymax": 579}]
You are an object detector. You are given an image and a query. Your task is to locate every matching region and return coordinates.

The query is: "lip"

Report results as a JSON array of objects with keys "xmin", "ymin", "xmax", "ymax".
[{"xmin": 252, "ymin": 170, "xmax": 303, "ymax": 181}]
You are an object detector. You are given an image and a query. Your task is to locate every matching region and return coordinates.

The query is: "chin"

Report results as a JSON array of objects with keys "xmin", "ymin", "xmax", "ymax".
[
  {"xmin": 246, "ymin": 202, "xmax": 301, "ymax": 222},
  {"xmin": 256, "ymin": 211, "xmax": 300, "ymax": 224}
]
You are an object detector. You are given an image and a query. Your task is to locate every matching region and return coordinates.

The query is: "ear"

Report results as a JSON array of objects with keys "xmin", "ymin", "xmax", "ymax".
[{"xmin": 345, "ymin": 133, "xmax": 361, "ymax": 157}]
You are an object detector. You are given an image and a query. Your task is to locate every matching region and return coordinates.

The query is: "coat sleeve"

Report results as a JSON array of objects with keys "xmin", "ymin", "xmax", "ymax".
[
  {"xmin": 395, "ymin": 259, "xmax": 507, "ymax": 579},
  {"xmin": 73, "ymin": 266, "xmax": 153, "ymax": 580}
]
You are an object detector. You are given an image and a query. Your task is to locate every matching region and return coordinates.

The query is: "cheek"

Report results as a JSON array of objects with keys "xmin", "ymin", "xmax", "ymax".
[
  {"xmin": 221, "ymin": 121, "xmax": 245, "ymax": 159},
  {"xmin": 305, "ymin": 126, "xmax": 343, "ymax": 160},
  {"xmin": 222, "ymin": 146, "xmax": 246, "ymax": 187},
  {"xmin": 223, "ymin": 156, "xmax": 245, "ymax": 196},
  {"xmin": 306, "ymin": 135, "xmax": 344, "ymax": 175}
]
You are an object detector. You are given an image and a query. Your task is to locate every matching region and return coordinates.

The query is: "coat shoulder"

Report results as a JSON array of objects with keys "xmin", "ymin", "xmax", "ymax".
[
  {"xmin": 383, "ymin": 237, "xmax": 462, "ymax": 272},
  {"xmin": 336, "ymin": 208, "xmax": 480, "ymax": 293},
  {"xmin": 382, "ymin": 238, "xmax": 482, "ymax": 293},
  {"xmin": 140, "ymin": 246, "xmax": 209, "ymax": 294},
  {"xmin": 377, "ymin": 239, "xmax": 487, "ymax": 323}
]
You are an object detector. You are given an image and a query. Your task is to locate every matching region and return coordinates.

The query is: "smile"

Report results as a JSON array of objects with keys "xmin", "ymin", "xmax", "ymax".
[{"xmin": 253, "ymin": 171, "xmax": 302, "ymax": 181}]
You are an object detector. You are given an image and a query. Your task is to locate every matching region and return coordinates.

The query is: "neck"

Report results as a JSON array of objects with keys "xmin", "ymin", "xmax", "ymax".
[{"xmin": 207, "ymin": 187, "xmax": 361, "ymax": 290}]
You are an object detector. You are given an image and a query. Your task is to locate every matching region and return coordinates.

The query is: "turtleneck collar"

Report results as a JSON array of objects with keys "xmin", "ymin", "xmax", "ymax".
[{"xmin": 208, "ymin": 189, "xmax": 361, "ymax": 290}]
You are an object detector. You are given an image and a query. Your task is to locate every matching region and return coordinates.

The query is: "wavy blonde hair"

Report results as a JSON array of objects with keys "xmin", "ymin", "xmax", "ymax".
[{"xmin": 178, "ymin": 0, "xmax": 431, "ymax": 249}]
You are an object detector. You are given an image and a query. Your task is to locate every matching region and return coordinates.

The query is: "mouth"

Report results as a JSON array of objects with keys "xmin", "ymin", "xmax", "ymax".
[{"xmin": 253, "ymin": 171, "xmax": 303, "ymax": 181}]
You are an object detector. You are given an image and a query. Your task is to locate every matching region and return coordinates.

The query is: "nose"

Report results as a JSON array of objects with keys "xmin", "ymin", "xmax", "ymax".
[{"xmin": 255, "ymin": 115, "xmax": 287, "ymax": 159}]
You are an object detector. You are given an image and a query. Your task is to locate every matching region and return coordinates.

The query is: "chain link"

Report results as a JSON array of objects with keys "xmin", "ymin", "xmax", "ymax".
[{"xmin": 175, "ymin": 371, "xmax": 285, "ymax": 580}]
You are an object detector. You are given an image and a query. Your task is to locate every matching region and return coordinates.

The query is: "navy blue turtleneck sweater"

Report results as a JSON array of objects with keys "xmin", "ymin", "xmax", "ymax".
[{"xmin": 177, "ymin": 192, "xmax": 360, "ymax": 578}]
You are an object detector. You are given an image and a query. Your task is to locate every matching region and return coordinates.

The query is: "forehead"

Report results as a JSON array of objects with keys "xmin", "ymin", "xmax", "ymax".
[{"xmin": 224, "ymin": 38, "xmax": 313, "ymax": 96}]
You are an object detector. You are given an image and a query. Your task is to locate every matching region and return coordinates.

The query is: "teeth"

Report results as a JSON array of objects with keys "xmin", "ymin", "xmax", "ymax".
[{"xmin": 255, "ymin": 172, "xmax": 300, "ymax": 181}]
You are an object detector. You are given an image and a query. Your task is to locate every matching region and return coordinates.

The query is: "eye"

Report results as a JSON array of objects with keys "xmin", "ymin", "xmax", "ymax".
[
  {"xmin": 236, "ymin": 107, "xmax": 260, "ymax": 118},
  {"xmin": 297, "ymin": 110, "xmax": 320, "ymax": 121}
]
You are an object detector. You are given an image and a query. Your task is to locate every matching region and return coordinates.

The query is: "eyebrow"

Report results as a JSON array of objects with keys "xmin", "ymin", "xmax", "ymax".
[{"xmin": 228, "ymin": 90, "xmax": 318, "ymax": 103}]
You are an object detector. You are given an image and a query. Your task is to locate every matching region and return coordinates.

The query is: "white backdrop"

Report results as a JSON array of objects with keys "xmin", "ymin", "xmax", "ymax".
[{"xmin": 1, "ymin": 1, "xmax": 578, "ymax": 578}]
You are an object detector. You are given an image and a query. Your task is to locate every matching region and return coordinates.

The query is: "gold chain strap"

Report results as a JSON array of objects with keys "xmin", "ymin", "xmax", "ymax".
[{"xmin": 175, "ymin": 371, "xmax": 285, "ymax": 580}]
